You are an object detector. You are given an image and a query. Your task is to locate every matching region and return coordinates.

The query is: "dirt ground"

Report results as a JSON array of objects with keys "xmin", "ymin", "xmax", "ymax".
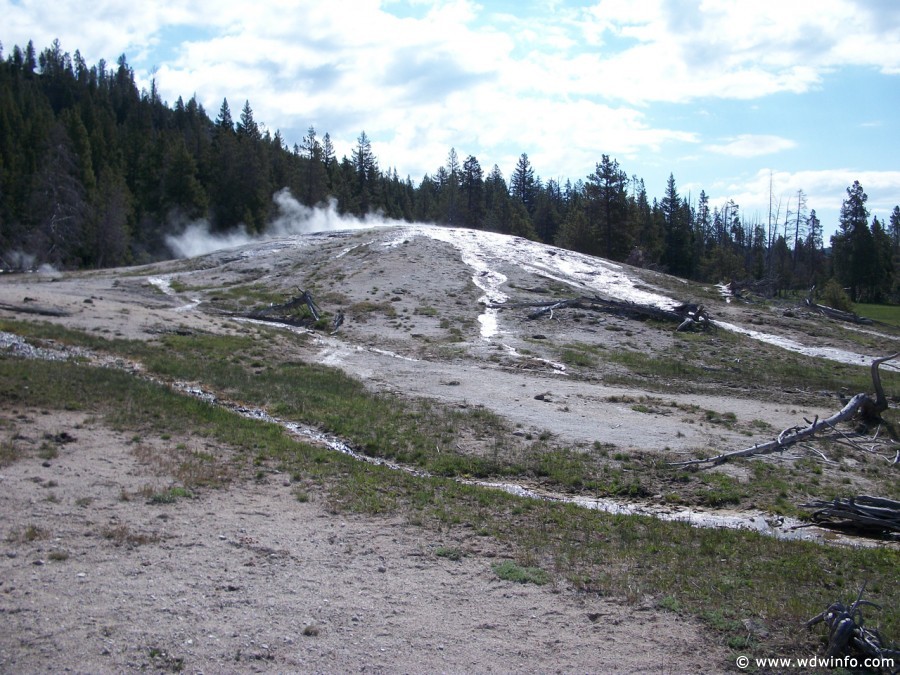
[
  {"xmin": 1, "ymin": 224, "xmax": 897, "ymax": 672},
  {"xmin": 0, "ymin": 410, "xmax": 727, "ymax": 674}
]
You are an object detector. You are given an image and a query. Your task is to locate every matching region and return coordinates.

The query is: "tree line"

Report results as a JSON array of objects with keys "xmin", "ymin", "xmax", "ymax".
[{"xmin": 1, "ymin": 40, "xmax": 898, "ymax": 303}]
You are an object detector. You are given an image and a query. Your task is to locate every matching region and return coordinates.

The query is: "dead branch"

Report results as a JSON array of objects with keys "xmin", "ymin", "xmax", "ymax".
[{"xmin": 670, "ymin": 353, "xmax": 900, "ymax": 467}]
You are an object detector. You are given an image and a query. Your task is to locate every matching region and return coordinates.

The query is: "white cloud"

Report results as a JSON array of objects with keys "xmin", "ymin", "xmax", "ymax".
[
  {"xmin": 707, "ymin": 135, "xmax": 797, "ymax": 158},
  {"xmin": 1, "ymin": 0, "xmax": 897, "ymax": 233},
  {"xmin": 706, "ymin": 168, "xmax": 900, "ymax": 236}
]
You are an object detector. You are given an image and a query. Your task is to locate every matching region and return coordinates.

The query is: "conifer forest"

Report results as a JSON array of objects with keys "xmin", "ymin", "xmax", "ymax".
[{"xmin": 2, "ymin": 40, "xmax": 899, "ymax": 304}]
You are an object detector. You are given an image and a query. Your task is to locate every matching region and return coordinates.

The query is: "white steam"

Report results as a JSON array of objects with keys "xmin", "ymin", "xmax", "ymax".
[
  {"xmin": 165, "ymin": 189, "xmax": 404, "ymax": 259},
  {"xmin": 0, "ymin": 251, "xmax": 59, "ymax": 275}
]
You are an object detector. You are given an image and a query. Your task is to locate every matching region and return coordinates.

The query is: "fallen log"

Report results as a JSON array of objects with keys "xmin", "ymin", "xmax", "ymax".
[
  {"xmin": 670, "ymin": 394, "xmax": 869, "ymax": 467},
  {"xmin": 498, "ymin": 295, "xmax": 713, "ymax": 330},
  {"xmin": 246, "ymin": 289, "xmax": 323, "ymax": 326},
  {"xmin": 806, "ymin": 300, "xmax": 873, "ymax": 325},
  {"xmin": 0, "ymin": 301, "xmax": 70, "ymax": 317},
  {"xmin": 670, "ymin": 353, "xmax": 900, "ymax": 467},
  {"xmin": 804, "ymin": 286, "xmax": 873, "ymax": 324},
  {"xmin": 800, "ymin": 496, "xmax": 900, "ymax": 538}
]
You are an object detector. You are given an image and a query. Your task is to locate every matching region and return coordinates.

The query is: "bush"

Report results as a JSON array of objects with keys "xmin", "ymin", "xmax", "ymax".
[{"xmin": 819, "ymin": 279, "xmax": 854, "ymax": 312}]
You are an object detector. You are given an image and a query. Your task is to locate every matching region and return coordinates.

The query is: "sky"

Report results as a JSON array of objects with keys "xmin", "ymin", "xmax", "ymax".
[{"xmin": 3, "ymin": 0, "xmax": 900, "ymax": 241}]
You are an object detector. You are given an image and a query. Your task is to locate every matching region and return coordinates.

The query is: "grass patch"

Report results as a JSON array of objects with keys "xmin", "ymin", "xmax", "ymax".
[
  {"xmin": 854, "ymin": 303, "xmax": 900, "ymax": 327},
  {"xmin": 146, "ymin": 486, "xmax": 194, "ymax": 504},
  {"xmin": 492, "ymin": 560, "xmax": 550, "ymax": 585},
  {"xmin": 434, "ymin": 546, "xmax": 463, "ymax": 561},
  {"xmin": 100, "ymin": 523, "xmax": 160, "ymax": 547}
]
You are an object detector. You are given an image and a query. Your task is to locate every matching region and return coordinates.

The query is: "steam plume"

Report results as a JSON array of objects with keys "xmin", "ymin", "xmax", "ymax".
[{"xmin": 165, "ymin": 189, "xmax": 405, "ymax": 259}]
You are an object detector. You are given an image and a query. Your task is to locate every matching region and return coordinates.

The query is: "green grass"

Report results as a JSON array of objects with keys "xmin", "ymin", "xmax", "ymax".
[
  {"xmin": 559, "ymin": 327, "xmax": 900, "ymax": 400},
  {"xmin": 147, "ymin": 486, "xmax": 194, "ymax": 504},
  {"xmin": 855, "ymin": 302, "xmax": 900, "ymax": 327},
  {"xmin": 434, "ymin": 546, "xmax": 463, "ymax": 561},
  {"xmin": 492, "ymin": 560, "xmax": 550, "ymax": 585}
]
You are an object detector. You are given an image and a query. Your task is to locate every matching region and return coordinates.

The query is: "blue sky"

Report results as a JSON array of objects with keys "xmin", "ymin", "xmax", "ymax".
[{"xmin": 3, "ymin": 0, "xmax": 899, "ymax": 241}]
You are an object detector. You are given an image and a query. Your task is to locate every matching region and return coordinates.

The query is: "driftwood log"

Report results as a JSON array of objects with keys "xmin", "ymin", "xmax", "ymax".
[
  {"xmin": 800, "ymin": 496, "xmax": 900, "ymax": 539},
  {"xmin": 806, "ymin": 584, "xmax": 899, "ymax": 671},
  {"xmin": 671, "ymin": 353, "xmax": 900, "ymax": 467},
  {"xmin": 496, "ymin": 295, "xmax": 713, "ymax": 331}
]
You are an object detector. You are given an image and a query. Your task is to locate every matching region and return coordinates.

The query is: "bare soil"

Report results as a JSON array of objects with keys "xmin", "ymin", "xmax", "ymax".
[
  {"xmin": 1, "ymin": 225, "xmax": 897, "ymax": 672},
  {"xmin": 0, "ymin": 410, "xmax": 724, "ymax": 674}
]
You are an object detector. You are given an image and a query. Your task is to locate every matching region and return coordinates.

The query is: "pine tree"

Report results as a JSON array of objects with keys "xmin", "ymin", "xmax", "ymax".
[
  {"xmin": 216, "ymin": 98, "xmax": 234, "ymax": 132},
  {"xmin": 460, "ymin": 154, "xmax": 484, "ymax": 228},
  {"xmin": 660, "ymin": 173, "xmax": 694, "ymax": 277},
  {"xmin": 889, "ymin": 205, "xmax": 900, "ymax": 251},
  {"xmin": 237, "ymin": 100, "xmax": 260, "ymax": 140},
  {"xmin": 585, "ymin": 155, "xmax": 628, "ymax": 260},
  {"xmin": 443, "ymin": 147, "xmax": 460, "ymax": 225},
  {"xmin": 871, "ymin": 216, "xmax": 893, "ymax": 301},
  {"xmin": 27, "ymin": 121, "xmax": 89, "ymax": 267},
  {"xmin": 831, "ymin": 181, "xmax": 874, "ymax": 301},
  {"xmin": 351, "ymin": 131, "xmax": 379, "ymax": 215},
  {"xmin": 509, "ymin": 153, "xmax": 536, "ymax": 214}
]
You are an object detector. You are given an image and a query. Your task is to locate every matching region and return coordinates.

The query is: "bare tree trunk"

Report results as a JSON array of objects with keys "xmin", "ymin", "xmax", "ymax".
[{"xmin": 670, "ymin": 353, "xmax": 900, "ymax": 468}]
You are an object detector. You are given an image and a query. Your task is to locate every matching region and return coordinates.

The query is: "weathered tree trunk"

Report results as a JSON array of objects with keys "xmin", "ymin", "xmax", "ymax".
[{"xmin": 670, "ymin": 353, "xmax": 900, "ymax": 468}]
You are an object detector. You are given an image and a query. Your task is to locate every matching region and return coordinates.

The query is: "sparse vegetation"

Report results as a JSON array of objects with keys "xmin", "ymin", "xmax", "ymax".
[
  {"xmin": 434, "ymin": 546, "xmax": 463, "ymax": 561},
  {"xmin": 492, "ymin": 560, "xmax": 550, "ymax": 585},
  {"xmin": 100, "ymin": 523, "xmax": 160, "ymax": 547},
  {"xmin": 1, "ymin": 279, "xmax": 899, "ymax": 663}
]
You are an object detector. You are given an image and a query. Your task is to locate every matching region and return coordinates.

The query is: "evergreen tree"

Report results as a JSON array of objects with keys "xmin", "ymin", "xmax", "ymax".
[
  {"xmin": 216, "ymin": 98, "xmax": 234, "ymax": 132},
  {"xmin": 889, "ymin": 205, "xmax": 900, "ymax": 251},
  {"xmin": 509, "ymin": 153, "xmax": 536, "ymax": 214},
  {"xmin": 90, "ymin": 166, "xmax": 132, "ymax": 267},
  {"xmin": 532, "ymin": 178, "xmax": 562, "ymax": 244},
  {"xmin": 630, "ymin": 178, "xmax": 662, "ymax": 263},
  {"xmin": 443, "ymin": 147, "xmax": 461, "ymax": 225},
  {"xmin": 871, "ymin": 216, "xmax": 893, "ymax": 301},
  {"xmin": 831, "ymin": 181, "xmax": 874, "ymax": 302},
  {"xmin": 585, "ymin": 155, "xmax": 628, "ymax": 260},
  {"xmin": 27, "ymin": 121, "xmax": 89, "ymax": 267},
  {"xmin": 299, "ymin": 126, "xmax": 328, "ymax": 205},
  {"xmin": 237, "ymin": 100, "xmax": 260, "ymax": 140},
  {"xmin": 660, "ymin": 174, "xmax": 693, "ymax": 277},
  {"xmin": 350, "ymin": 131, "xmax": 379, "ymax": 215},
  {"xmin": 460, "ymin": 154, "xmax": 484, "ymax": 229}
]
